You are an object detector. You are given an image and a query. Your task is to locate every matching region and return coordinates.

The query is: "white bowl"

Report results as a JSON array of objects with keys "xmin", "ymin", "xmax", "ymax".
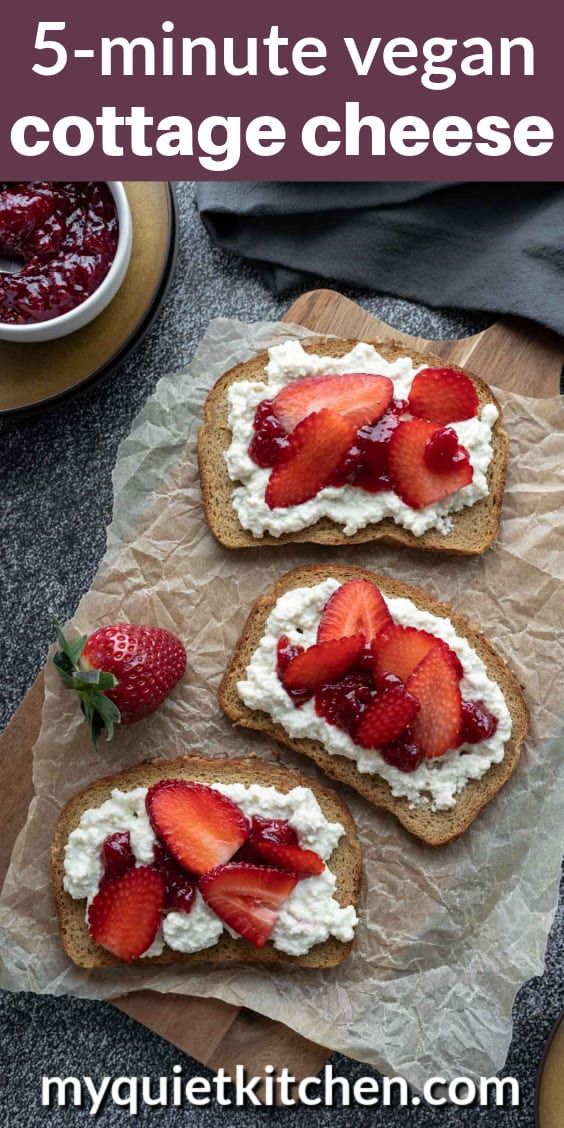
[{"xmin": 0, "ymin": 181, "xmax": 132, "ymax": 343}]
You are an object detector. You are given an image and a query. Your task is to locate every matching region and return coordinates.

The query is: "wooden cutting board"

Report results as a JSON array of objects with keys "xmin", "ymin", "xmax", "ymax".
[{"xmin": 1, "ymin": 289, "xmax": 562, "ymax": 1078}]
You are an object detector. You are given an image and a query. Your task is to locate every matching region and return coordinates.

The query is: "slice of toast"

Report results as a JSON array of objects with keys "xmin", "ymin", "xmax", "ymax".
[
  {"xmin": 198, "ymin": 336, "xmax": 508, "ymax": 554},
  {"xmin": 219, "ymin": 566, "xmax": 529, "ymax": 847},
  {"xmin": 51, "ymin": 754, "xmax": 362, "ymax": 969}
]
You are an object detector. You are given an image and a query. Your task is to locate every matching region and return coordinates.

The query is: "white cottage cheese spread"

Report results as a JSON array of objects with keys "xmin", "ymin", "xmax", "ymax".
[
  {"xmin": 237, "ymin": 580, "xmax": 512, "ymax": 811},
  {"xmin": 225, "ymin": 340, "xmax": 498, "ymax": 538},
  {"xmin": 63, "ymin": 782, "xmax": 358, "ymax": 958}
]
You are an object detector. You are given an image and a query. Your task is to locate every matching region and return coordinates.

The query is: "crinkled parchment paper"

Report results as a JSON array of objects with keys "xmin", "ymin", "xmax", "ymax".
[{"xmin": 1, "ymin": 318, "xmax": 563, "ymax": 1090}]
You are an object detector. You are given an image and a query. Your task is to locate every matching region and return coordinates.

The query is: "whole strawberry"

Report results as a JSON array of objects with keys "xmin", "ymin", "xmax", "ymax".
[{"xmin": 53, "ymin": 621, "xmax": 187, "ymax": 744}]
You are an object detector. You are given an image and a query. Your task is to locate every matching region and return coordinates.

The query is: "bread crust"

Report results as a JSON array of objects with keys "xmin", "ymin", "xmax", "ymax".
[
  {"xmin": 219, "ymin": 565, "xmax": 529, "ymax": 846},
  {"xmin": 198, "ymin": 336, "xmax": 508, "ymax": 555},
  {"xmin": 51, "ymin": 754, "xmax": 362, "ymax": 970}
]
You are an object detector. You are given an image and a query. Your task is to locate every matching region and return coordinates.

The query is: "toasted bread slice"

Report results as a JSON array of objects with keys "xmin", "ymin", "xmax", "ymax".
[
  {"xmin": 51, "ymin": 755, "xmax": 362, "ymax": 969},
  {"xmin": 198, "ymin": 336, "xmax": 508, "ymax": 555},
  {"xmin": 220, "ymin": 566, "xmax": 529, "ymax": 846}
]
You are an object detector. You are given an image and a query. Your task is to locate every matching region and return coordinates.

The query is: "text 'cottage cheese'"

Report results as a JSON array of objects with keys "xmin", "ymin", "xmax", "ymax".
[
  {"xmin": 63, "ymin": 782, "xmax": 358, "ymax": 958},
  {"xmin": 237, "ymin": 579, "xmax": 512, "ymax": 811},
  {"xmin": 225, "ymin": 340, "xmax": 498, "ymax": 538}
]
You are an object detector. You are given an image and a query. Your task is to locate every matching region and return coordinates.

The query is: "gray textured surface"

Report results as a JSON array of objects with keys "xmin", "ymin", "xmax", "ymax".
[{"xmin": 0, "ymin": 182, "xmax": 562, "ymax": 1125}]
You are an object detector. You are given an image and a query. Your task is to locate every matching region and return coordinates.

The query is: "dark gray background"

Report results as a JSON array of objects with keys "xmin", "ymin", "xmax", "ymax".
[{"xmin": 1, "ymin": 183, "xmax": 562, "ymax": 1125}]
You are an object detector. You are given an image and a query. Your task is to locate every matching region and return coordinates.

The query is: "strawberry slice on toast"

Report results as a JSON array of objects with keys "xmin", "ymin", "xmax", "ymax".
[
  {"xmin": 234, "ymin": 816, "xmax": 301, "ymax": 865},
  {"xmin": 283, "ymin": 635, "xmax": 365, "ymax": 692},
  {"xmin": 407, "ymin": 646, "xmax": 462, "ymax": 758},
  {"xmin": 253, "ymin": 840, "xmax": 324, "ymax": 876},
  {"xmin": 388, "ymin": 420, "xmax": 473, "ymax": 510},
  {"xmin": 317, "ymin": 579, "xmax": 392, "ymax": 643},
  {"xmin": 408, "ymin": 367, "xmax": 479, "ymax": 424},
  {"xmin": 199, "ymin": 863, "xmax": 299, "ymax": 947},
  {"xmin": 272, "ymin": 373, "xmax": 393, "ymax": 432},
  {"xmin": 355, "ymin": 685, "xmax": 420, "ymax": 749},
  {"xmin": 146, "ymin": 781, "xmax": 249, "ymax": 877},
  {"xmin": 372, "ymin": 624, "xmax": 439, "ymax": 682},
  {"xmin": 266, "ymin": 409, "xmax": 357, "ymax": 509},
  {"xmin": 88, "ymin": 866, "xmax": 165, "ymax": 962}
]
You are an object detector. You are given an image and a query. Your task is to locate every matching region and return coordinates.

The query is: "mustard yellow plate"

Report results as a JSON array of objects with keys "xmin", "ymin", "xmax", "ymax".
[
  {"xmin": 537, "ymin": 1010, "xmax": 564, "ymax": 1127},
  {"xmin": 0, "ymin": 182, "xmax": 176, "ymax": 415}
]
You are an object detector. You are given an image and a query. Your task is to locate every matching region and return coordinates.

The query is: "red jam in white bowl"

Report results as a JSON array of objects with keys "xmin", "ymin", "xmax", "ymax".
[{"xmin": 0, "ymin": 182, "xmax": 118, "ymax": 325}]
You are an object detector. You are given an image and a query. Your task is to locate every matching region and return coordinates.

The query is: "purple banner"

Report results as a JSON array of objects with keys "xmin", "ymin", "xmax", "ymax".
[{"xmin": 0, "ymin": 0, "xmax": 562, "ymax": 179}]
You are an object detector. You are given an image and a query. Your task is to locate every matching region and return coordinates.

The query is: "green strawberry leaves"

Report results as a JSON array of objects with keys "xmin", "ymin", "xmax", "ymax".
[
  {"xmin": 79, "ymin": 685, "xmax": 120, "ymax": 744},
  {"xmin": 53, "ymin": 620, "xmax": 88, "ymax": 669},
  {"xmin": 52, "ymin": 619, "xmax": 121, "ymax": 746}
]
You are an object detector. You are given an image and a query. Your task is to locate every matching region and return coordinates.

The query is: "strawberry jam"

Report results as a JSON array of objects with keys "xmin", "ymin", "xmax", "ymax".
[
  {"xmin": 277, "ymin": 634, "xmax": 443, "ymax": 773},
  {"xmin": 461, "ymin": 699, "xmax": 498, "ymax": 743},
  {"xmin": 315, "ymin": 670, "xmax": 375, "ymax": 735},
  {"xmin": 424, "ymin": 427, "xmax": 471, "ymax": 475},
  {"xmin": 276, "ymin": 635, "xmax": 313, "ymax": 706},
  {"xmin": 0, "ymin": 182, "xmax": 118, "ymax": 324},
  {"xmin": 248, "ymin": 399, "xmax": 291, "ymax": 467},
  {"xmin": 381, "ymin": 739, "xmax": 424, "ymax": 772},
  {"xmin": 151, "ymin": 841, "xmax": 196, "ymax": 912},
  {"xmin": 313, "ymin": 661, "xmax": 426, "ymax": 773},
  {"xmin": 279, "ymin": 636, "xmax": 426, "ymax": 763},
  {"xmin": 330, "ymin": 401, "xmax": 406, "ymax": 492},
  {"xmin": 249, "ymin": 397, "xmax": 409, "ymax": 494},
  {"xmin": 250, "ymin": 816, "xmax": 298, "ymax": 846},
  {"xmin": 102, "ymin": 830, "xmax": 196, "ymax": 912},
  {"xmin": 234, "ymin": 816, "xmax": 299, "ymax": 863},
  {"xmin": 102, "ymin": 831, "xmax": 135, "ymax": 880}
]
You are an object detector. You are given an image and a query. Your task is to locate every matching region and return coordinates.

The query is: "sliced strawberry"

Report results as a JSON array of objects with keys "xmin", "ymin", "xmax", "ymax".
[
  {"xmin": 199, "ymin": 863, "xmax": 298, "ymax": 948},
  {"xmin": 372, "ymin": 625, "xmax": 440, "ymax": 683},
  {"xmin": 283, "ymin": 635, "xmax": 364, "ymax": 692},
  {"xmin": 388, "ymin": 420, "xmax": 473, "ymax": 510},
  {"xmin": 146, "ymin": 781, "xmax": 249, "ymax": 877},
  {"xmin": 373, "ymin": 623, "xmax": 463, "ymax": 684},
  {"xmin": 445, "ymin": 648, "xmax": 464, "ymax": 680},
  {"xmin": 407, "ymin": 646, "xmax": 462, "ymax": 758},
  {"xmin": 317, "ymin": 579, "xmax": 392, "ymax": 643},
  {"xmin": 88, "ymin": 866, "xmax": 164, "ymax": 962},
  {"xmin": 265, "ymin": 409, "xmax": 357, "ymax": 509},
  {"xmin": 272, "ymin": 373, "xmax": 393, "ymax": 432},
  {"xmin": 408, "ymin": 367, "xmax": 479, "ymax": 424},
  {"xmin": 253, "ymin": 840, "xmax": 324, "ymax": 877},
  {"xmin": 355, "ymin": 685, "xmax": 420, "ymax": 749}
]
